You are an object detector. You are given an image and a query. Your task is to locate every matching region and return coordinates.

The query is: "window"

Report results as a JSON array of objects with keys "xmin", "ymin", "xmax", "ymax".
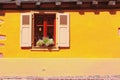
[
  {"xmin": 20, "ymin": 13, "xmax": 70, "ymax": 49},
  {"xmin": 33, "ymin": 14, "xmax": 56, "ymax": 47}
]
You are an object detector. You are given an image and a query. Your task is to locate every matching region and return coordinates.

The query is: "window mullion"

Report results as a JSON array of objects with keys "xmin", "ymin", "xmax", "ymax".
[{"xmin": 44, "ymin": 17, "xmax": 47, "ymax": 37}]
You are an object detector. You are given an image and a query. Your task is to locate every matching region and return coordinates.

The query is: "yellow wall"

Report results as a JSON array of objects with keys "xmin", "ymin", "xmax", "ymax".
[{"xmin": 1, "ymin": 10, "xmax": 120, "ymax": 58}]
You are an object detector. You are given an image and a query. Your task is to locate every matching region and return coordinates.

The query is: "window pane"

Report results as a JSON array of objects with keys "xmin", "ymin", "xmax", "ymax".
[
  {"xmin": 34, "ymin": 26, "xmax": 44, "ymax": 46},
  {"xmin": 35, "ymin": 16, "xmax": 43, "ymax": 25},
  {"xmin": 47, "ymin": 26, "xmax": 54, "ymax": 39},
  {"xmin": 47, "ymin": 17, "xmax": 54, "ymax": 25}
]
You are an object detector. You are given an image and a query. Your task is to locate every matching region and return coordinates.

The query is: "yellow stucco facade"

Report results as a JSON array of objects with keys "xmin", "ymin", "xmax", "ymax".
[{"xmin": 1, "ymin": 10, "xmax": 120, "ymax": 58}]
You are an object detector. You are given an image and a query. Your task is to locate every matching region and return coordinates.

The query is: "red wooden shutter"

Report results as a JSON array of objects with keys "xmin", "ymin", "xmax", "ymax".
[
  {"xmin": 20, "ymin": 13, "xmax": 32, "ymax": 47},
  {"xmin": 57, "ymin": 13, "xmax": 70, "ymax": 47}
]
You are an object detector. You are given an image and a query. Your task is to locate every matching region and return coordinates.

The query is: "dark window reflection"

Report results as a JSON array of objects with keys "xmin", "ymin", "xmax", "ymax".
[{"xmin": 47, "ymin": 26, "xmax": 54, "ymax": 39}]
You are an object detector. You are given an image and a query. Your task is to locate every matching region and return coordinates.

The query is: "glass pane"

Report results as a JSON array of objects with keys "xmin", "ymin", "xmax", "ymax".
[
  {"xmin": 47, "ymin": 17, "xmax": 54, "ymax": 25},
  {"xmin": 34, "ymin": 26, "xmax": 44, "ymax": 46},
  {"xmin": 35, "ymin": 16, "xmax": 43, "ymax": 25},
  {"xmin": 47, "ymin": 26, "xmax": 54, "ymax": 39}
]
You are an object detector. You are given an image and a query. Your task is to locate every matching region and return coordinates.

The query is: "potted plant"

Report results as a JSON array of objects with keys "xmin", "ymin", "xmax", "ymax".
[{"xmin": 36, "ymin": 37, "xmax": 54, "ymax": 48}]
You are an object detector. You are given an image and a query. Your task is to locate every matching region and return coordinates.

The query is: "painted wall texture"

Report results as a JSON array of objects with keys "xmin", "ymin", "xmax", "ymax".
[{"xmin": 0, "ymin": 10, "xmax": 120, "ymax": 58}]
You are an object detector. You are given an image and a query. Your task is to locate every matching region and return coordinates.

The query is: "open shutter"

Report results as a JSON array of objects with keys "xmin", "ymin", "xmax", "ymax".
[
  {"xmin": 57, "ymin": 13, "xmax": 70, "ymax": 47},
  {"xmin": 20, "ymin": 13, "xmax": 32, "ymax": 47}
]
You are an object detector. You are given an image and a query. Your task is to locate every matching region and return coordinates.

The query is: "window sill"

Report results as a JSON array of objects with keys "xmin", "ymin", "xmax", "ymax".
[{"xmin": 31, "ymin": 46, "xmax": 59, "ymax": 51}]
